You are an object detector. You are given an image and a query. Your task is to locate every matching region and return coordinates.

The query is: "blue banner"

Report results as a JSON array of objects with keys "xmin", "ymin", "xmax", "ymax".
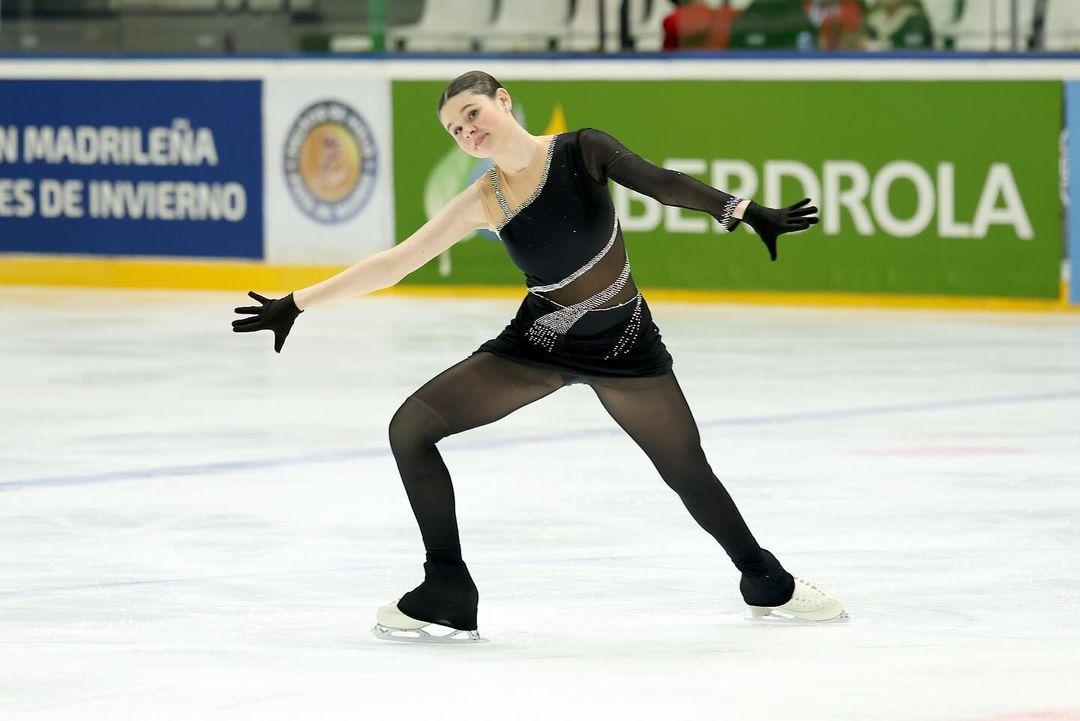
[
  {"xmin": 0, "ymin": 80, "xmax": 262, "ymax": 259},
  {"xmin": 1069, "ymin": 82, "xmax": 1080, "ymax": 305}
]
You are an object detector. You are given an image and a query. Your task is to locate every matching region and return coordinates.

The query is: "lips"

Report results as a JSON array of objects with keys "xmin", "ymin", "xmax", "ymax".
[{"xmin": 474, "ymin": 132, "xmax": 488, "ymax": 150}]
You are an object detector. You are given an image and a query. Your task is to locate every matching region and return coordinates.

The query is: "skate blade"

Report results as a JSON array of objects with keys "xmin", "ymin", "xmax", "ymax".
[
  {"xmin": 748, "ymin": 607, "xmax": 850, "ymax": 624},
  {"xmin": 372, "ymin": 623, "xmax": 488, "ymax": 643}
]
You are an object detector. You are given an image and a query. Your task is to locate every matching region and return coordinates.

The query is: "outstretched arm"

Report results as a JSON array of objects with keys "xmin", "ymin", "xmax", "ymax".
[
  {"xmin": 293, "ymin": 184, "xmax": 487, "ymax": 309},
  {"xmin": 578, "ymin": 128, "xmax": 818, "ymax": 260},
  {"xmin": 579, "ymin": 127, "xmax": 749, "ymax": 229},
  {"xmin": 232, "ymin": 185, "xmax": 487, "ymax": 352}
]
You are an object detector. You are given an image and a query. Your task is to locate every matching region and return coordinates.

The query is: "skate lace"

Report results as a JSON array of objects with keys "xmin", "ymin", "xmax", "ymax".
[{"xmin": 791, "ymin": 577, "xmax": 829, "ymax": 607}]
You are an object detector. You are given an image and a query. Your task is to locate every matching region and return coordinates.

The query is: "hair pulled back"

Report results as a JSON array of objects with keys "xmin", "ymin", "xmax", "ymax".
[{"xmin": 437, "ymin": 71, "xmax": 504, "ymax": 115}]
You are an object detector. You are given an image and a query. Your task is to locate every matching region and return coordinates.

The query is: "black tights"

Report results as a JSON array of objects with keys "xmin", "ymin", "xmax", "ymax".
[{"xmin": 387, "ymin": 352, "xmax": 793, "ymax": 607}]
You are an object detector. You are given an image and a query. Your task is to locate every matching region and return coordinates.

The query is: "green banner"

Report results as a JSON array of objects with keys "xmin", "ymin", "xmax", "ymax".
[{"xmin": 393, "ymin": 81, "xmax": 1061, "ymax": 298}]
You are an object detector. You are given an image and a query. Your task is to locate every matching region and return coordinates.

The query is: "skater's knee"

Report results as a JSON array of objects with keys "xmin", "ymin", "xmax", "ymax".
[
  {"xmin": 653, "ymin": 449, "xmax": 713, "ymax": 495},
  {"xmin": 389, "ymin": 396, "xmax": 449, "ymax": 452}
]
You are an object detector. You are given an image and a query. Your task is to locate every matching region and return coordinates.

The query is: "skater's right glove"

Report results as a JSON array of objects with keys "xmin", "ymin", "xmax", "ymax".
[
  {"xmin": 231, "ymin": 291, "xmax": 302, "ymax": 353},
  {"xmin": 740, "ymin": 198, "xmax": 819, "ymax": 262}
]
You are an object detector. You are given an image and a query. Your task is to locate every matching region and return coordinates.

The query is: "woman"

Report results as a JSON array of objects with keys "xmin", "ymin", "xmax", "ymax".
[{"xmin": 233, "ymin": 71, "xmax": 842, "ymax": 643}]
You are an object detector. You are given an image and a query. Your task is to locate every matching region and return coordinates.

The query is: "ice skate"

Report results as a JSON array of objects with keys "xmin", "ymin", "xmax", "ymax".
[
  {"xmin": 372, "ymin": 559, "xmax": 487, "ymax": 643},
  {"xmin": 748, "ymin": 577, "xmax": 848, "ymax": 623},
  {"xmin": 372, "ymin": 602, "xmax": 486, "ymax": 643}
]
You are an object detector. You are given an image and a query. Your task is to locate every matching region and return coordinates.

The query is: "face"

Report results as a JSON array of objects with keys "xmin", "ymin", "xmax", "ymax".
[{"xmin": 439, "ymin": 88, "xmax": 513, "ymax": 158}]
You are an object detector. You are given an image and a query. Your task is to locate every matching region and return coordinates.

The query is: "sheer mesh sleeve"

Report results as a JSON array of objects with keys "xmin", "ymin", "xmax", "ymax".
[{"xmin": 578, "ymin": 127, "xmax": 744, "ymax": 231}]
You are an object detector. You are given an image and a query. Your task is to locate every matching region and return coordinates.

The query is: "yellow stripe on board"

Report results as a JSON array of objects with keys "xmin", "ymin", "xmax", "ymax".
[
  {"xmin": 637, "ymin": 286, "xmax": 1076, "ymax": 313},
  {"xmin": 386, "ymin": 283, "xmax": 1077, "ymax": 312},
  {"xmin": 0, "ymin": 255, "xmax": 349, "ymax": 293},
  {"xmin": 0, "ymin": 254, "xmax": 1075, "ymax": 313}
]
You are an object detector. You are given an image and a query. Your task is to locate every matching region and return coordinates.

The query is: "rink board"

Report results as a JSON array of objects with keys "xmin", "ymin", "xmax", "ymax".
[
  {"xmin": 0, "ymin": 59, "xmax": 1073, "ymax": 306},
  {"xmin": 1069, "ymin": 82, "xmax": 1080, "ymax": 306}
]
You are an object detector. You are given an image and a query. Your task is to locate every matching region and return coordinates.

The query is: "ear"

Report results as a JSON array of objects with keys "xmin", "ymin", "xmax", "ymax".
[{"xmin": 495, "ymin": 87, "xmax": 512, "ymax": 111}]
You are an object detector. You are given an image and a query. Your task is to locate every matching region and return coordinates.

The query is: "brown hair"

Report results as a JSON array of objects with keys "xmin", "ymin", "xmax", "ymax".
[{"xmin": 437, "ymin": 70, "xmax": 504, "ymax": 115}]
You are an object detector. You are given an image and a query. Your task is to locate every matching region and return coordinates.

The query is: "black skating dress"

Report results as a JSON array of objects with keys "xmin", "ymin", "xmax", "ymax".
[{"xmin": 473, "ymin": 128, "xmax": 744, "ymax": 379}]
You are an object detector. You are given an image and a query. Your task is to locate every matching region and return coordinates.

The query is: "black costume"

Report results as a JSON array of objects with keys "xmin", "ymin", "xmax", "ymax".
[
  {"xmin": 388, "ymin": 129, "xmax": 798, "ymax": 630},
  {"xmin": 477, "ymin": 128, "xmax": 758, "ymax": 378}
]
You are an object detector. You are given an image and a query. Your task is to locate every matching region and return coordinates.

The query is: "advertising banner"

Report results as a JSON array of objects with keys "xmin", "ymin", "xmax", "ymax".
[
  {"xmin": 393, "ymin": 80, "xmax": 1061, "ymax": 298},
  {"xmin": 263, "ymin": 78, "xmax": 394, "ymax": 264},
  {"xmin": 0, "ymin": 80, "xmax": 262, "ymax": 258}
]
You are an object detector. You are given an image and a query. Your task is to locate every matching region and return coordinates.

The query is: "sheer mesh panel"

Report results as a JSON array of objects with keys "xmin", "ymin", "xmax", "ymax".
[
  {"xmin": 578, "ymin": 127, "xmax": 744, "ymax": 231},
  {"xmin": 529, "ymin": 229, "xmax": 639, "ymax": 311}
]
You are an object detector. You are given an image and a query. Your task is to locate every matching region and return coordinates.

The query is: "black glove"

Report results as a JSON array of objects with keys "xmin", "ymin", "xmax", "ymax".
[
  {"xmin": 231, "ymin": 291, "xmax": 302, "ymax": 353},
  {"xmin": 740, "ymin": 198, "xmax": 819, "ymax": 261}
]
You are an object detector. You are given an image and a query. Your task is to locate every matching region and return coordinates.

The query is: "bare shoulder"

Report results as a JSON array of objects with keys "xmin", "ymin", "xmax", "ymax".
[
  {"xmin": 465, "ymin": 174, "xmax": 502, "ymax": 233},
  {"xmin": 447, "ymin": 182, "xmax": 489, "ymax": 231}
]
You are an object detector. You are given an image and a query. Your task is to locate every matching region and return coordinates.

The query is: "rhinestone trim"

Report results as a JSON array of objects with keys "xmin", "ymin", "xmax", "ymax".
[
  {"xmin": 533, "ymin": 289, "xmax": 639, "ymax": 313},
  {"xmin": 586, "ymin": 293, "xmax": 640, "ymax": 312},
  {"xmin": 719, "ymin": 196, "xmax": 745, "ymax": 231},
  {"xmin": 489, "ymin": 167, "xmax": 512, "ymax": 218},
  {"xmin": 491, "ymin": 134, "xmax": 561, "ymax": 232},
  {"xmin": 528, "ymin": 214, "xmax": 619, "ymax": 296},
  {"xmin": 603, "ymin": 294, "xmax": 643, "ymax": 360},
  {"xmin": 525, "ymin": 260, "xmax": 633, "ymax": 352}
]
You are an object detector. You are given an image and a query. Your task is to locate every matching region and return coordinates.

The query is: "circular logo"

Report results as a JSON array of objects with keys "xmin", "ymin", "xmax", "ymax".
[{"xmin": 283, "ymin": 100, "xmax": 377, "ymax": 224}]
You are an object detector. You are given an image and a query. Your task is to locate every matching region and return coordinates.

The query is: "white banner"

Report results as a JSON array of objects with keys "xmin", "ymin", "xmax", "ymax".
[{"xmin": 264, "ymin": 78, "xmax": 394, "ymax": 264}]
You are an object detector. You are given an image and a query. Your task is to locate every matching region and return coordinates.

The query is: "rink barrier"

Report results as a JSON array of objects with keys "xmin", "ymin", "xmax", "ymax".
[
  {"xmin": 2, "ymin": 57, "xmax": 1079, "ymax": 307},
  {"xmin": 1068, "ymin": 82, "xmax": 1080, "ymax": 306},
  {"xmin": 1, "ymin": 254, "xmax": 1073, "ymax": 312}
]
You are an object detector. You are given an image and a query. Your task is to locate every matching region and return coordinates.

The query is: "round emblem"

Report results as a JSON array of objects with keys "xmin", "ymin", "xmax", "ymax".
[{"xmin": 283, "ymin": 100, "xmax": 377, "ymax": 224}]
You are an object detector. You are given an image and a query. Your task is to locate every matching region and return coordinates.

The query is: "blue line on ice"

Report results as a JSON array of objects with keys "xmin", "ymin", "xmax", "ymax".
[{"xmin": 2, "ymin": 388, "xmax": 1078, "ymax": 493}]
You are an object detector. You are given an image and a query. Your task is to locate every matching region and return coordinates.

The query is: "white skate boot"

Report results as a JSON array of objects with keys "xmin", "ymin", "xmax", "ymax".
[
  {"xmin": 372, "ymin": 602, "xmax": 486, "ymax": 643},
  {"xmin": 748, "ymin": 577, "xmax": 848, "ymax": 623}
]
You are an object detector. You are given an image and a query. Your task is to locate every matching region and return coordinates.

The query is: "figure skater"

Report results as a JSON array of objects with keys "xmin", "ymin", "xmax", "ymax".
[{"xmin": 232, "ymin": 71, "xmax": 844, "ymax": 643}]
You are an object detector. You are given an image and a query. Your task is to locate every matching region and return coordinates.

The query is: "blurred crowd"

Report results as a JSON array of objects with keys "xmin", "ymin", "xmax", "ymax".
[
  {"xmin": 0, "ymin": 0, "xmax": 1066, "ymax": 55},
  {"xmin": 663, "ymin": 0, "xmax": 934, "ymax": 51}
]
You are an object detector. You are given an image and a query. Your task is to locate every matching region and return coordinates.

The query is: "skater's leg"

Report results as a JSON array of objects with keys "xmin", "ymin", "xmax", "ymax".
[
  {"xmin": 589, "ymin": 372, "xmax": 794, "ymax": 606},
  {"xmin": 382, "ymin": 353, "xmax": 565, "ymax": 634},
  {"xmin": 389, "ymin": 352, "xmax": 565, "ymax": 562}
]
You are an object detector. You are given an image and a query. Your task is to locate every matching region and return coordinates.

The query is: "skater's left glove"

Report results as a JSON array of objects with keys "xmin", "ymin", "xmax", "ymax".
[
  {"xmin": 740, "ymin": 198, "xmax": 819, "ymax": 262},
  {"xmin": 231, "ymin": 291, "xmax": 302, "ymax": 353}
]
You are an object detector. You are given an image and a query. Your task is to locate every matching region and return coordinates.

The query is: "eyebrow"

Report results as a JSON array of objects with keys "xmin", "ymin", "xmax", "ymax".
[{"xmin": 445, "ymin": 103, "xmax": 477, "ymax": 132}]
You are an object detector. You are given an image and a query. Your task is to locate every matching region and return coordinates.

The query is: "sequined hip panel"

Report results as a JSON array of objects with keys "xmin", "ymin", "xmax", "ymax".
[{"xmin": 475, "ymin": 293, "xmax": 672, "ymax": 379}]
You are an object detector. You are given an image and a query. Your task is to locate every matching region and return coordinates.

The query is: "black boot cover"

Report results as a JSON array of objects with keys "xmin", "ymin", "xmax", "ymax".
[
  {"xmin": 739, "ymin": 548, "xmax": 796, "ymax": 607},
  {"xmin": 397, "ymin": 558, "xmax": 479, "ymax": 631}
]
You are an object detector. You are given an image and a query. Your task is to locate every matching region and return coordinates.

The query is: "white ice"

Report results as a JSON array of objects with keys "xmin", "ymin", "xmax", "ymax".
[{"xmin": 1, "ymin": 286, "xmax": 1079, "ymax": 721}]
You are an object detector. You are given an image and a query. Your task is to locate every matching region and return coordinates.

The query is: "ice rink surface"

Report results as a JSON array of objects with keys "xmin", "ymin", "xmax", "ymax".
[{"xmin": 2, "ymin": 286, "xmax": 1079, "ymax": 721}]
